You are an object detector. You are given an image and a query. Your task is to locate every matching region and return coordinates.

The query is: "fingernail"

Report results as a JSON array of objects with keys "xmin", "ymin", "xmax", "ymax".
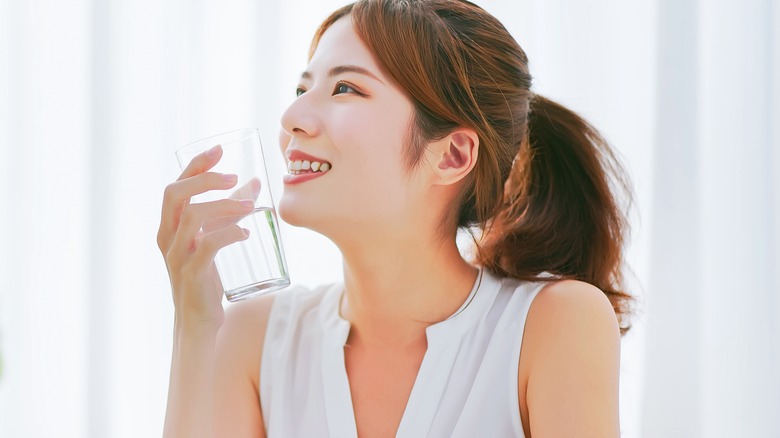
[
  {"xmin": 239, "ymin": 200, "xmax": 254, "ymax": 209},
  {"xmin": 250, "ymin": 177, "xmax": 262, "ymax": 194},
  {"xmin": 242, "ymin": 228, "xmax": 251, "ymax": 238},
  {"xmin": 206, "ymin": 144, "xmax": 221, "ymax": 157},
  {"xmin": 222, "ymin": 174, "xmax": 237, "ymax": 183}
]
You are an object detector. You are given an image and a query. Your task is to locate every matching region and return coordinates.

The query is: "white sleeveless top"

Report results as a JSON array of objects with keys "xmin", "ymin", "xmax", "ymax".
[{"xmin": 260, "ymin": 267, "xmax": 550, "ymax": 438}]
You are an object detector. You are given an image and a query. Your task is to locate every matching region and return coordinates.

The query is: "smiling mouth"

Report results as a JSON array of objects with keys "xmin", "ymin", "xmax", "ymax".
[{"xmin": 287, "ymin": 159, "xmax": 332, "ymax": 175}]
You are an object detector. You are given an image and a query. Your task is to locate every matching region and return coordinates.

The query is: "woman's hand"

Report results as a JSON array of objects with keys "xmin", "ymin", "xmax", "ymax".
[{"xmin": 157, "ymin": 144, "xmax": 253, "ymax": 328}]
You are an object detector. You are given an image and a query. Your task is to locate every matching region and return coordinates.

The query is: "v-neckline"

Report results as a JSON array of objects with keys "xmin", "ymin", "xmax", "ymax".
[{"xmin": 319, "ymin": 267, "xmax": 496, "ymax": 437}]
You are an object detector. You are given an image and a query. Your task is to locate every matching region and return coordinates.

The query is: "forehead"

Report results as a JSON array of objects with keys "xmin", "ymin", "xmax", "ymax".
[{"xmin": 308, "ymin": 16, "xmax": 384, "ymax": 77}]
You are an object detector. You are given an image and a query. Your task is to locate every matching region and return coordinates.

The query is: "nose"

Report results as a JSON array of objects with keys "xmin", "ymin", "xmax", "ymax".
[{"xmin": 280, "ymin": 93, "xmax": 322, "ymax": 140}]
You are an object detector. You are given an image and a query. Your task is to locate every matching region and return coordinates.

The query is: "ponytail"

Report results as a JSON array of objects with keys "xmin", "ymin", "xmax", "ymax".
[{"xmin": 476, "ymin": 95, "xmax": 634, "ymax": 334}]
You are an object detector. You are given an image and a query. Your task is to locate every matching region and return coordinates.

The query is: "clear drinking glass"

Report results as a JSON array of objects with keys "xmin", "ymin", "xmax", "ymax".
[{"xmin": 176, "ymin": 128, "xmax": 290, "ymax": 301}]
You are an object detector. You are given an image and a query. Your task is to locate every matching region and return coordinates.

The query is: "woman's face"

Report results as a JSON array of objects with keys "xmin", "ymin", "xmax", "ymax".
[{"xmin": 278, "ymin": 16, "xmax": 428, "ymax": 241}]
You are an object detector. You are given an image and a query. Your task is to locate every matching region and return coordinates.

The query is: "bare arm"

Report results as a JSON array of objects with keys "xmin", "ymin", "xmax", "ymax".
[
  {"xmin": 163, "ymin": 297, "xmax": 273, "ymax": 438},
  {"xmin": 164, "ymin": 319, "xmax": 221, "ymax": 437},
  {"xmin": 158, "ymin": 145, "xmax": 270, "ymax": 437},
  {"xmin": 519, "ymin": 280, "xmax": 622, "ymax": 437},
  {"xmin": 213, "ymin": 295, "xmax": 276, "ymax": 437}
]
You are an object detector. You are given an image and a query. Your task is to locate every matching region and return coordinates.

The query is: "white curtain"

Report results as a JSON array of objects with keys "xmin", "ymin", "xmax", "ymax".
[
  {"xmin": 0, "ymin": 0, "xmax": 776, "ymax": 437},
  {"xmin": 642, "ymin": 0, "xmax": 780, "ymax": 436}
]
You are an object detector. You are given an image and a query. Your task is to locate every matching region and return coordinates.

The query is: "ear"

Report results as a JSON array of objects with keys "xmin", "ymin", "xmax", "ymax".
[{"xmin": 427, "ymin": 128, "xmax": 479, "ymax": 186}]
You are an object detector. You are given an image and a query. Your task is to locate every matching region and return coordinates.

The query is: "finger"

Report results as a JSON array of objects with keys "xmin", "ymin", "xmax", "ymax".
[
  {"xmin": 191, "ymin": 225, "xmax": 250, "ymax": 270},
  {"xmin": 158, "ymin": 172, "xmax": 239, "ymax": 252},
  {"xmin": 167, "ymin": 198, "xmax": 254, "ymax": 259},
  {"xmin": 201, "ymin": 177, "xmax": 263, "ymax": 235},
  {"xmin": 202, "ymin": 210, "xmax": 252, "ymax": 234},
  {"xmin": 196, "ymin": 178, "xmax": 262, "ymax": 233},
  {"xmin": 228, "ymin": 177, "xmax": 262, "ymax": 202},
  {"xmin": 177, "ymin": 144, "xmax": 223, "ymax": 181}
]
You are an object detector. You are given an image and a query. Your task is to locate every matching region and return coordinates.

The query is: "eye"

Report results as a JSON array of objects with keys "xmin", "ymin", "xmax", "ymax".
[
  {"xmin": 333, "ymin": 82, "xmax": 359, "ymax": 95},
  {"xmin": 295, "ymin": 87, "xmax": 306, "ymax": 97}
]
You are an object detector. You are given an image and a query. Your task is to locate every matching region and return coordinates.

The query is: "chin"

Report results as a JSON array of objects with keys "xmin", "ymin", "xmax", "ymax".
[
  {"xmin": 279, "ymin": 198, "xmax": 352, "ymax": 247},
  {"xmin": 277, "ymin": 198, "xmax": 306, "ymax": 227},
  {"xmin": 278, "ymin": 196, "xmax": 330, "ymax": 231}
]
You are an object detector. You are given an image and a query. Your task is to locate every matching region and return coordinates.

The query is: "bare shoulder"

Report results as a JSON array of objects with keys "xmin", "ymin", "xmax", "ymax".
[
  {"xmin": 522, "ymin": 279, "xmax": 620, "ymax": 373},
  {"xmin": 222, "ymin": 293, "xmax": 278, "ymax": 335},
  {"xmin": 527, "ymin": 279, "xmax": 619, "ymax": 339},
  {"xmin": 216, "ymin": 293, "xmax": 278, "ymax": 390},
  {"xmin": 213, "ymin": 293, "xmax": 278, "ymax": 438},
  {"xmin": 518, "ymin": 279, "xmax": 621, "ymax": 437},
  {"xmin": 217, "ymin": 293, "xmax": 278, "ymax": 380}
]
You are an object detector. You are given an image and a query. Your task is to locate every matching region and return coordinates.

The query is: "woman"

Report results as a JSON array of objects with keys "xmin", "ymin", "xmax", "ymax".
[{"xmin": 158, "ymin": 0, "xmax": 634, "ymax": 436}]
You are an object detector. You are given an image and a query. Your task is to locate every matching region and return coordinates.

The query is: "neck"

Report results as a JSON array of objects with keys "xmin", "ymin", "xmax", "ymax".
[{"xmin": 336, "ymin": 232, "xmax": 479, "ymax": 350}]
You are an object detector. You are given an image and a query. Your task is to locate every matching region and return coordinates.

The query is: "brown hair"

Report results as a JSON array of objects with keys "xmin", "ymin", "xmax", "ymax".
[{"xmin": 311, "ymin": 0, "xmax": 634, "ymax": 333}]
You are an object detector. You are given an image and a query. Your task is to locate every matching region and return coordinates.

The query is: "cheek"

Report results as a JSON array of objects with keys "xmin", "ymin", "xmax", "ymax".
[
  {"xmin": 279, "ymin": 97, "xmax": 418, "ymax": 227},
  {"xmin": 332, "ymin": 102, "xmax": 415, "ymax": 194},
  {"xmin": 333, "ymin": 118, "xmax": 406, "ymax": 188},
  {"xmin": 330, "ymin": 102, "xmax": 410, "ymax": 163}
]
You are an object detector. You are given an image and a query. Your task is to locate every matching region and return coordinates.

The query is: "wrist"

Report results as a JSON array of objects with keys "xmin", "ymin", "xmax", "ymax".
[{"xmin": 174, "ymin": 312, "xmax": 223, "ymax": 338}]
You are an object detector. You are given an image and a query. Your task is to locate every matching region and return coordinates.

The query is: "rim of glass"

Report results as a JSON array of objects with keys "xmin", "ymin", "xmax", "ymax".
[{"xmin": 176, "ymin": 128, "xmax": 259, "ymax": 156}]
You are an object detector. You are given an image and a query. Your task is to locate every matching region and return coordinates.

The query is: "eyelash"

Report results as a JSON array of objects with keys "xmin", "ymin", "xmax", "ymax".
[{"xmin": 295, "ymin": 82, "xmax": 362, "ymax": 97}]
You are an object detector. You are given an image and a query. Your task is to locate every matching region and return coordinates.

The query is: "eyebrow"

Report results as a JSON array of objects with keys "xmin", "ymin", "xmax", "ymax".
[{"xmin": 300, "ymin": 65, "xmax": 385, "ymax": 84}]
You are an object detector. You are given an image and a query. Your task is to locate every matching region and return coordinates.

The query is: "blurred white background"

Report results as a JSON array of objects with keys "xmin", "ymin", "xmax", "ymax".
[{"xmin": 0, "ymin": 0, "xmax": 777, "ymax": 437}]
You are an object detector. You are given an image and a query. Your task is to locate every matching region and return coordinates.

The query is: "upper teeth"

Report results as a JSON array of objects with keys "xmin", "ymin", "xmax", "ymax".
[{"xmin": 287, "ymin": 160, "xmax": 331, "ymax": 174}]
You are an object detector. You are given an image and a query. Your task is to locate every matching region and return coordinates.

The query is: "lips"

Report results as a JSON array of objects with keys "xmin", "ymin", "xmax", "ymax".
[
  {"xmin": 286, "ymin": 149, "xmax": 332, "ymax": 167},
  {"xmin": 282, "ymin": 171, "xmax": 328, "ymax": 185}
]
